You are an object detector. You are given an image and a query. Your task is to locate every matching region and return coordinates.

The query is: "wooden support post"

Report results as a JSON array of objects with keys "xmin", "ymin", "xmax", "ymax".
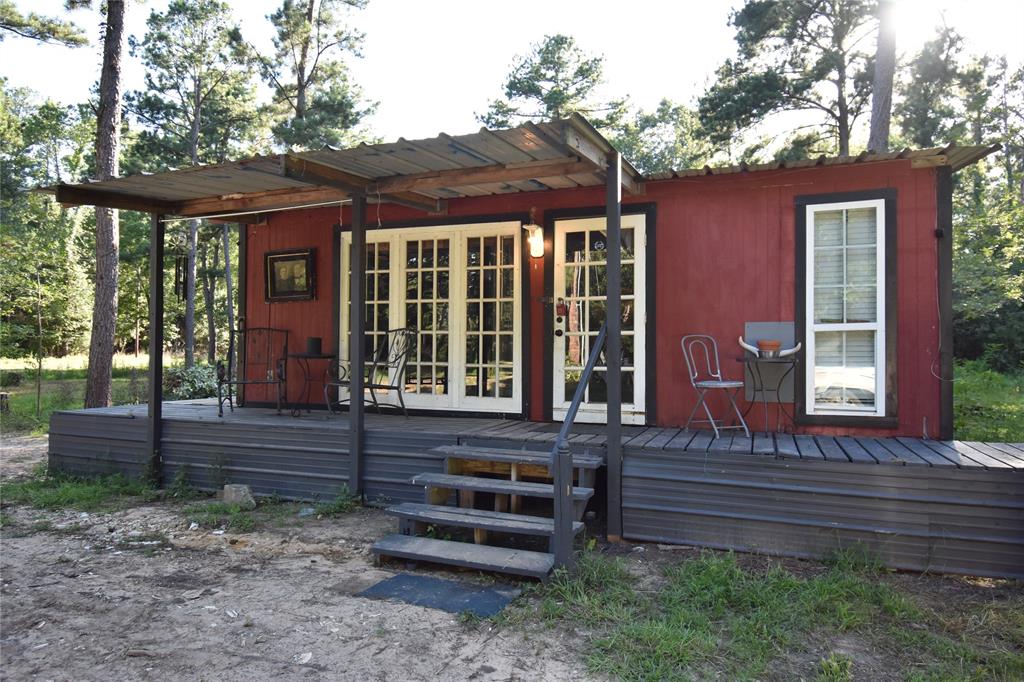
[
  {"xmin": 349, "ymin": 194, "xmax": 366, "ymax": 499},
  {"xmin": 605, "ymin": 152, "xmax": 623, "ymax": 541},
  {"xmin": 146, "ymin": 213, "xmax": 165, "ymax": 486},
  {"xmin": 936, "ymin": 167, "xmax": 954, "ymax": 440}
]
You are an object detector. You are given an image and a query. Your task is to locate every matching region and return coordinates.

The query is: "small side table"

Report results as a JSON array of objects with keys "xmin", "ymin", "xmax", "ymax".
[
  {"xmin": 287, "ymin": 352, "xmax": 336, "ymax": 417},
  {"xmin": 736, "ymin": 355, "xmax": 798, "ymax": 432}
]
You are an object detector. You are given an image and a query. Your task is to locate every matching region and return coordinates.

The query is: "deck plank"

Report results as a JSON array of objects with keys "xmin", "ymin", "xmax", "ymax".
[
  {"xmin": 983, "ymin": 442, "xmax": 1024, "ymax": 468},
  {"xmin": 729, "ymin": 434, "xmax": 754, "ymax": 454},
  {"xmin": 945, "ymin": 441, "xmax": 1013, "ymax": 469},
  {"xmin": 794, "ymin": 435, "xmax": 825, "ymax": 460},
  {"xmin": 877, "ymin": 438, "xmax": 930, "ymax": 466},
  {"xmin": 964, "ymin": 441, "xmax": 1024, "ymax": 468},
  {"xmin": 752, "ymin": 432, "xmax": 776, "ymax": 455},
  {"xmin": 896, "ymin": 438, "xmax": 961, "ymax": 467},
  {"xmin": 643, "ymin": 428, "xmax": 682, "ymax": 450},
  {"xmin": 835, "ymin": 437, "xmax": 875, "ymax": 463},
  {"xmin": 685, "ymin": 430, "xmax": 715, "ymax": 453},
  {"xmin": 626, "ymin": 428, "xmax": 667, "ymax": 449},
  {"xmin": 774, "ymin": 434, "xmax": 800, "ymax": 459},
  {"xmin": 664, "ymin": 429, "xmax": 697, "ymax": 451},
  {"xmin": 708, "ymin": 435, "xmax": 734, "ymax": 453},
  {"xmin": 815, "ymin": 437, "xmax": 850, "ymax": 462},
  {"xmin": 857, "ymin": 438, "xmax": 900, "ymax": 464}
]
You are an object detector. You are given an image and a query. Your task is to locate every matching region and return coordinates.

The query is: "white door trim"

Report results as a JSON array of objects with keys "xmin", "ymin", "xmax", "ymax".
[
  {"xmin": 552, "ymin": 214, "xmax": 647, "ymax": 425},
  {"xmin": 339, "ymin": 220, "xmax": 522, "ymax": 414}
]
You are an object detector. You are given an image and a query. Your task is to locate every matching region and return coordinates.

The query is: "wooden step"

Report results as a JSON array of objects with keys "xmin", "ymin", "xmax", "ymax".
[
  {"xmin": 433, "ymin": 445, "xmax": 604, "ymax": 469},
  {"xmin": 387, "ymin": 502, "xmax": 584, "ymax": 537},
  {"xmin": 372, "ymin": 534, "xmax": 554, "ymax": 578},
  {"xmin": 411, "ymin": 473, "xmax": 594, "ymax": 501}
]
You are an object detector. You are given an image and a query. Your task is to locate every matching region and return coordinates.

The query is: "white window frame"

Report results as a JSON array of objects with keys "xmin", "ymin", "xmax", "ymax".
[
  {"xmin": 339, "ymin": 221, "xmax": 522, "ymax": 414},
  {"xmin": 804, "ymin": 199, "xmax": 886, "ymax": 417}
]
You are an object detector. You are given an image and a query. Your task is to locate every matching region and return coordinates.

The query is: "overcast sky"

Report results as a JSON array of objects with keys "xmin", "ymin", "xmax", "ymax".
[{"xmin": 1, "ymin": 0, "xmax": 1022, "ymax": 144}]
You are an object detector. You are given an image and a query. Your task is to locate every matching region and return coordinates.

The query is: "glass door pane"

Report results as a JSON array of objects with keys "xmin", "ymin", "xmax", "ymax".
[
  {"xmin": 404, "ymin": 237, "xmax": 450, "ymax": 395},
  {"xmin": 464, "ymin": 234, "xmax": 516, "ymax": 399}
]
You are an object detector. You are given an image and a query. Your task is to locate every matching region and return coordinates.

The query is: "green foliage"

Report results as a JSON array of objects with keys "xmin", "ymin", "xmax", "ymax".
[
  {"xmin": 478, "ymin": 34, "xmax": 626, "ymax": 130},
  {"xmin": 502, "ymin": 549, "xmax": 1021, "ymax": 681},
  {"xmin": 314, "ymin": 485, "xmax": 359, "ymax": 516},
  {"xmin": 0, "ymin": 0, "xmax": 88, "ymax": 47},
  {"xmin": 0, "ymin": 82, "xmax": 94, "ymax": 359},
  {"xmin": 184, "ymin": 500, "xmax": 255, "ymax": 531},
  {"xmin": 953, "ymin": 361, "xmax": 1024, "ymax": 441},
  {"xmin": 162, "ymin": 363, "xmax": 217, "ymax": 400},
  {"xmin": 0, "ymin": 369, "xmax": 23, "ymax": 387},
  {"xmin": 611, "ymin": 99, "xmax": 712, "ymax": 174},
  {"xmin": 0, "ymin": 468, "xmax": 156, "ymax": 511},
  {"xmin": 259, "ymin": 0, "xmax": 375, "ymax": 150},
  {"xmin": 896, "ymin": 27, "xmax": 965, "ymax": 148},
  {"xmin": 817, "ymin": 653, "xmax": 854, "ymax": 682},
  {"xmin": 698, "ymin": 0, "xmax": 878, "ymax": 155}
]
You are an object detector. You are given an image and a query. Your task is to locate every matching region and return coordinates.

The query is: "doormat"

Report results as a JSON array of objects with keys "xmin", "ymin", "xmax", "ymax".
[{"xmin": 356, "ymin": 573, "xmax": 521, "ymax": 618}]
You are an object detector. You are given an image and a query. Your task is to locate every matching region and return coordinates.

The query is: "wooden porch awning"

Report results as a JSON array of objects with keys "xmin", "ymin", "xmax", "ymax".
[{"xmin": 41, "ymin": 114, "xmax": 643, "ymax": 220}]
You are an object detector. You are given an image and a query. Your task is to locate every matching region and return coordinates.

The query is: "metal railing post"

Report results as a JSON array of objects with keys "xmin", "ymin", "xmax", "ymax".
[{"xmin": 550, "ymin": 321, "xmax": 607, "ymax": 570}]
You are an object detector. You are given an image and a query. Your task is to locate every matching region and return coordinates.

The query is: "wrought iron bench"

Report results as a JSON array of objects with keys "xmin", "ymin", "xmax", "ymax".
[
  {"xmin": 323, "ymin": 328, "xmax": 416, "ymax": 417},
  {"xmin": 216, "ymin": 326, "xmax": 289, "ymax": 417}
]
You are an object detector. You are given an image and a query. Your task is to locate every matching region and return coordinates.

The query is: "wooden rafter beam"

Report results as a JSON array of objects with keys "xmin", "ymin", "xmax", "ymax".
[
  {"xmin": 560, "ymin": 122, "xmax": 644, "ymax": 195},
  {"xmin": 177, "ymin": 186, "xmax": 349, "ymax": 218},
  {"xmin": 52, "ymin": 184, "xmax": 180, "ymax": 213},
  {"xmin": 368, "ymin": 157, "xmax": 595, "ymax": 194},
  {"xmin": 280, "ymin": 154, "xmax": 445, "ymax": 214}
]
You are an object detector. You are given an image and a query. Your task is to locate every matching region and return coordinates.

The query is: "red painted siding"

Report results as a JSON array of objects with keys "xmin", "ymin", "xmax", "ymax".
[{"xmin": 243, "ymin": 159, "xmax": 940, "ymax": 437}]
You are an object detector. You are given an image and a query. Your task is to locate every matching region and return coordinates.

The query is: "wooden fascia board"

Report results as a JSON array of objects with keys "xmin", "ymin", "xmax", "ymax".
[
  {"xmin": 52, "ymin": 184, "xmax": 180, "ymax": 213},
  {"xmin": 281, "ymin": 154, "xmax": 444, "ymax": 213},
  {"xmin": 177, "ymin": 185, "xmax": 349, "ymax": 217}
]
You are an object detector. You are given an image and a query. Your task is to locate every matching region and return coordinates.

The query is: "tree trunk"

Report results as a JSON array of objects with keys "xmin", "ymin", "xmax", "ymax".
[
  {"xmin": 292, "ymin": 0, "xmax": 316, "ymax": 120},
  {"xmin": 200, "ymin": 239, "xmax": 217, "ymax": 365},
  {"xmin": 868, "ymin": 0, "xmax": 896, "ymax": 152},
  {"xmin": 835, "ymin": 56, "xmax": 851, "ymax": 156},
  {"xmin": 222, "ymin": 224, "xmax": 235, "ymax": 333},
  {"xmin": 85, "ymin": 0, "xmax": 126, "ymax": 408},
  {"xmin": 185, "ymin": 219, "xmax": 198, "ymax": 367}
]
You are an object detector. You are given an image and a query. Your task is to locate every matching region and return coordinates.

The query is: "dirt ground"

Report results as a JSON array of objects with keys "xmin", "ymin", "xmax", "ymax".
[{"xmin": 0, "ymin": 436, "xmax": 595, "ymax": 682}]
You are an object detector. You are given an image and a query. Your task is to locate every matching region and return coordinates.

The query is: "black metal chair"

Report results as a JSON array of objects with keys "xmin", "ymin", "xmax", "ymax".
[
  {"xmin": 324, "ymin": 328, "xmax": 416, "ymax": 417},
  {"xmin": 216, "ymin": 327, "xmax": 289, "ymax": 417}
]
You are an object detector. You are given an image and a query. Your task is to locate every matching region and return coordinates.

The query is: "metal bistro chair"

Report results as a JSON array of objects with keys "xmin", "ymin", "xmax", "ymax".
[
  {"xmin": 681, "ymin": 334, "xmax": 750, "ymax": 439},
  {"xmin": 216, "ymin": 327, "xmax": 289, "ymax": 417},
  {"xmin": 324, "ymin": 328, "xmax": 416, "ymax": 417}
]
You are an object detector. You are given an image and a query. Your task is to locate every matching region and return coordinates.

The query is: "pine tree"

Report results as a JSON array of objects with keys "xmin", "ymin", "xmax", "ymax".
[{"xmin": 477, "ymin": 34, "xmax": 626, "ymax": 130}]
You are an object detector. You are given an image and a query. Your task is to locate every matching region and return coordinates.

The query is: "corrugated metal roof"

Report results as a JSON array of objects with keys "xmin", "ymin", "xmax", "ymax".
[
  {"xmin": 44, "ymin": 115, "xmax": 639, "ymax": 218},
  {"xmin": 646, "ymin": 143, "xmax": 1000, "ymax": 180},
  {"xmin": 41, "ymin": 114, "xmax": 999, "ymax": 218}
]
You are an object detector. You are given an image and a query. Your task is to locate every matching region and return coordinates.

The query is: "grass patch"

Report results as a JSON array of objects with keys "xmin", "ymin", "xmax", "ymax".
[
  {"xmin": 184, "ymin": 501, "xmax": 257, "ymax": 531},
  {"xmin": 314, "ymin": 486, "xmax": 359, "ymax": 517},
  {"xmin": 0, "ymin": 467, "xmax": 156, "ymax": 511},
  {"xmin": 954, "ymin": 361, "xmax": 1024, "ymax": 441},
  {"xmin": 501, "ymin": 548, "xmax": 1023, "ymax": 681}
]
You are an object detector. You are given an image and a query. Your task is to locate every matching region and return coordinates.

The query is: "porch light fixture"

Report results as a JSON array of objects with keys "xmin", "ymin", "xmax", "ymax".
[
  {"xmin": 523, "ymin": 209, "xmax": 545, "ymax": 259},
  {"xmin": 524, "ymin": 224, "xmax": 544, "ymax": 258}
]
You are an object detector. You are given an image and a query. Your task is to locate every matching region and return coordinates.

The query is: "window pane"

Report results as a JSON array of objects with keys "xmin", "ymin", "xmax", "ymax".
[
  {"xmin": 845, "ymin": 287, "xmax": 876, "ymax": 323},
  {"xmin": 565, "ymin": 231, "xmax": 586, "ymax": 262},
  {"xmin": 814, "ymin": 210, "xmax": 843, "ymax": 246},
  {"xmin": 814, "ymin": 249, "xmax": 843, "ymax": 286},
  {"xmin": 846, "ymin": 208, "xmax": 876, "ymax": 245},
  {"xmin": 846, "ymin": 247, "xmax": 876, "ymax": 286},
  {"xmin": 814, "ymin": 287, "xmax": 844, "ymax": 323},
  {"xmin": 814, "ymin": 331, "xmax": 876, "ymax": 410}
]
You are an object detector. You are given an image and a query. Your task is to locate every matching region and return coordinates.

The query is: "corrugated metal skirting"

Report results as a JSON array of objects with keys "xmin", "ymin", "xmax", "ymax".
[{"xmin": 623, "ymin": 447, "xmax": 1024, "ymax": 579}]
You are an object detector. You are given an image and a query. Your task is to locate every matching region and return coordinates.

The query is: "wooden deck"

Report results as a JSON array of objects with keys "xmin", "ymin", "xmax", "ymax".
[{"xmin": 56, "ymin": 399, "xmax": 1024, "ymax": 470}]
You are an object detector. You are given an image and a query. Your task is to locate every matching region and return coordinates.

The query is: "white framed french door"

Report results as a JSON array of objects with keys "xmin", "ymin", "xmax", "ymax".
[
  {"xmin": 339, "ymin": 221, "xmax": 522, "ymax": 413},
  {"xmin": 552, "ymin": 215, "xmax": 647, "ymax": 425}
]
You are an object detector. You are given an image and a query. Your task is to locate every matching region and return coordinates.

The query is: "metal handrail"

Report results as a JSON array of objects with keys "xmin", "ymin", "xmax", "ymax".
[{"xmin": 550, "ymin": 320, "xmax": 608, "ymax": 569}]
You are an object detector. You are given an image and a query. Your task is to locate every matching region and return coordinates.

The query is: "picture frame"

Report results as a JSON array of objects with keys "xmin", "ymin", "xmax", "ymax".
[{"xmin": 265, "ymin": 248, "xmax": 316, "ymax": 302}]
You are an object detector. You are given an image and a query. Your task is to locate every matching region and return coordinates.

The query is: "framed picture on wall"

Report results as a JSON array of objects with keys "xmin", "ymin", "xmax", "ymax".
[{"xmin": 265, "ymin": 249, "xmax": 316, "ymax": 302}]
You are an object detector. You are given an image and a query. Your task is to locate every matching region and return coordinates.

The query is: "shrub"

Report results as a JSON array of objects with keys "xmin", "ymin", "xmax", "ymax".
[
  {"xmin": 0, "ymin": 370, "xmax": 24, "ymax": 388},
  {"xmin": 163, "ymin": 364, "xmax": 217, "ymax": 400}
]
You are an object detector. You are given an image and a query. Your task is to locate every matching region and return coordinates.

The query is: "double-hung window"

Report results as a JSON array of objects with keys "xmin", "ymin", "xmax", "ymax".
[{"xmin": 804, "ymin": 198, "xmax": 888, "ymax": 417}]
